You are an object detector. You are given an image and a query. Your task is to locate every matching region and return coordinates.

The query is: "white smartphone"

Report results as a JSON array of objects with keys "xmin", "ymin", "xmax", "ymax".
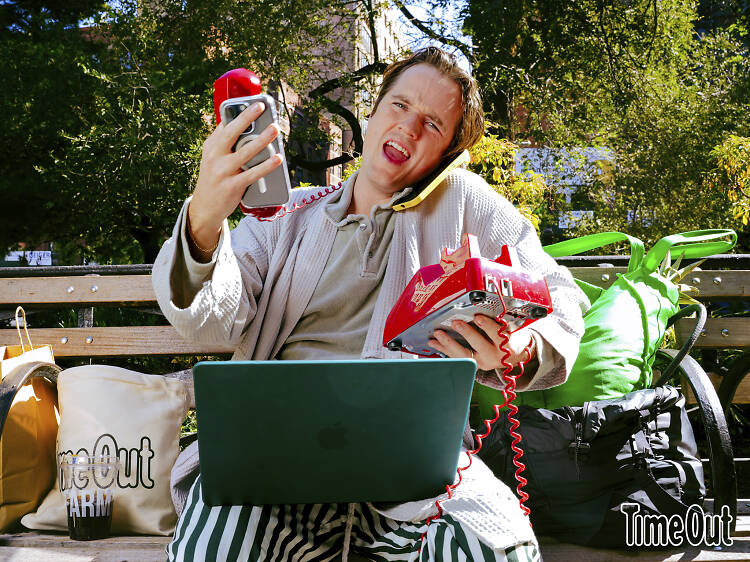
[{"xmin": 219, "ymin": 94, "xmax": 292, "ymax": 211}]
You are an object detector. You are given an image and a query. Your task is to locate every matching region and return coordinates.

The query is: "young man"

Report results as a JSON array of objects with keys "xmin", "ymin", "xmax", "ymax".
[{"xmin": 153, "ymin": 47, "xmax": 587, "ymax": 561}]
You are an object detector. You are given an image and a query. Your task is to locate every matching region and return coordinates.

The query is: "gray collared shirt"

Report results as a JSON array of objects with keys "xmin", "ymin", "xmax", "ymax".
[{"xmin": 278, "ymin": 183, "xmax": 411, "ymax": 360}]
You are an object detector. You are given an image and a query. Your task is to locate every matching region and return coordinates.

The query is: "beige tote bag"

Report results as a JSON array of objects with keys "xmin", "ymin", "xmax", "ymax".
[{"xmin": 22, "ymin": 365, "xmax": 189, "ymax": 535}]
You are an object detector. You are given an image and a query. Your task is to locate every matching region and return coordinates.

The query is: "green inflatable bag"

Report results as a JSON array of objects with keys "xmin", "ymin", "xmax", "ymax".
[{"xmin": 475, "ymin": 229, "xmax": 737, "ymax": 416}]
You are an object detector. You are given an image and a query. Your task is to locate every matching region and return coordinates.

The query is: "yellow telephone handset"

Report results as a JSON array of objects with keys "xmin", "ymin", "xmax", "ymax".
[{"xmin": 392, "ymin": 150, "xmax": 471, "ymax": 211}]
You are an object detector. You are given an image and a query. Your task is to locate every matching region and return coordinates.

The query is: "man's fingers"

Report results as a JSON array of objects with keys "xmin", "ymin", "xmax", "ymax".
[
  {"xmin": 232, "ymin": 123, "xmax": 280, "ymax": 169},
  {"xmin": 218, "ymin": 101, "xmax": 266, "ymax": 151},
  {"xmin": 450, "ymin": 319, "xmax": 497, "ymax": 355},
  {"xmin": 228, "ymin": 153, "xmax": 284, "ymax": 195},
  {"xmin": 475, "ymin": 315, "xmax": 516, "ymax": 350},
  {"xmin": 430, "ymin": 329, "xmax": 473, "ymax": 358}
]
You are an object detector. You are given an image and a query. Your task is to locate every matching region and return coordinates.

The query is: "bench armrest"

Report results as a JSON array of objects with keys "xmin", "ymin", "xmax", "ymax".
[
  {"xmin": 718, "ymin": 352, "xmax": 750, "ymax": 412},
  {"xmin": 0, "ymin": 361, "xmax": 61, "ymax": 439},
  {"xmin": 654, "ymin": 348, "xmax": 737, "ymax": 531}
]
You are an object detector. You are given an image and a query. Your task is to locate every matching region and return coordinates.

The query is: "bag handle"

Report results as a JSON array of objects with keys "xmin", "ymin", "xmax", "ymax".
[
  {"xmin": 543, "ymin": 232, "xmax": 645, "ymax": 273},
  {"xmin": 653, "ymin": 303, "xmax": 707, "ymax": 386},
  {"xmin": 0, "ymin": 361, "xmax": 60, "ymax": 439},
  {"xmin": 15, "ymin": 306, "xmax": 33, "ymax": 352},
  {"xmin": 641, "ymin": 229, "xmax": 737, "ymax": 274}
]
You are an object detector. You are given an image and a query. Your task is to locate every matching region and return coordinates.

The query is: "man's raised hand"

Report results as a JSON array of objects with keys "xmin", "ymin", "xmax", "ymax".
[{"xmin": 188, "ymin": 102, "xmax": 283, "ymax": 251}]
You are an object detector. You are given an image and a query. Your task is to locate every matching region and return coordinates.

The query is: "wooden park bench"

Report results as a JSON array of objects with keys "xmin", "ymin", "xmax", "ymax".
[{"xmin": 1, "ymin": 259, "xmax": 749, "ymax": 561}]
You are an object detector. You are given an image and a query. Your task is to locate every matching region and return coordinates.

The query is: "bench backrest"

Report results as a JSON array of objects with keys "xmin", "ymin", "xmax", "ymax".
[
  {"xmin": 568, "ymin": 267, "xmax": 750, "ymax": 350},
  {"xmin": 1, "ymin": 265, "xmax": 748, "ymax": 402},
  {"xmin": 0, "ymin": 274, "xmax": 232, "ymax": 357}
]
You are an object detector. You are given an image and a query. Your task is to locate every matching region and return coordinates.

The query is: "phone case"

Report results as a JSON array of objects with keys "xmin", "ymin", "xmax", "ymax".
[{"xmin": 219, "ymin": 94, "xmax": 292, "ymax": 210}]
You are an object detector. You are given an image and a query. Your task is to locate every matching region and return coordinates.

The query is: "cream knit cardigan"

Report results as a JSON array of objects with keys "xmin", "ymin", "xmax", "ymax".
[
  {"xmin": 153, "ymin": 168, "xmax": 586, "ymax": 388},
  {"xmin": 152, "ymin": 168, "xmax": 588, "ymax": 550}
]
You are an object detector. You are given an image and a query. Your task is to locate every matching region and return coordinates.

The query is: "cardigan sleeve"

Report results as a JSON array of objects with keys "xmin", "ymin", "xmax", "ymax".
[
  {"xmin": 151, "ymin": 197, "xmax": 268, "ymax": 347},
  {"xmin": 456, "ymin": 170, "xmax": 589, "ymax": 391}
]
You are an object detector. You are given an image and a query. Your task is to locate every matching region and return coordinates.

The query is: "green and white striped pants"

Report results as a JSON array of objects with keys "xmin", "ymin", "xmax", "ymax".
[{"xmin": 167, "ymin": 477, "xmax": 540, "ymax": 561}]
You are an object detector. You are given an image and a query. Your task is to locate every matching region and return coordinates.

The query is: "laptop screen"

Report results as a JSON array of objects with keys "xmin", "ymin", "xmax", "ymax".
[{"xmin": 193, "ymin": 359, "xmax": 477, "ymax": 505}]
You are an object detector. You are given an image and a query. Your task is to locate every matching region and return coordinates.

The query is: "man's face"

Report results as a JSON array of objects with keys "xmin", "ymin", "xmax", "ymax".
[{"xmin": 358, "ymin": 63, "xmax": 463, "ymax": 196}]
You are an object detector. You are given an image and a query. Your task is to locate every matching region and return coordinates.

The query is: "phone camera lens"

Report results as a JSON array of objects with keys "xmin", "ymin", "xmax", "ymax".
[{"xmin": 226, "ymin": 103, "xmax": 248, "ymax": 120}]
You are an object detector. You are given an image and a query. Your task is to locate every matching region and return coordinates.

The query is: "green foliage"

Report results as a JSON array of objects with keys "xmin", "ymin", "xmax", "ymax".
[
  {"xmin": 50, "ymin": 39, "xmax": 209, "ymax": 263},
  {"xmin": 465, "ymin": 0, "xmax": 750, "ymax": 249},
  {"xmin": 181, "ymin": 410, "xmax": 198, "ymax": 442},
  {"xmin": 0, "ymin": 11, "xmax": 105, "ymax": 257},
  {"xmin": 569, "ymin": 31, "xmax": 750, "ymax": 247},
  {"xmin": 468, "ymin": 132, "xmax": 550, "ymax": 232},
  {"xmin": 466, "ymin": 0, "xmax": 696, "ymax": 142},
  {"xmin": 342, "ymin": 157, "xmax": 361, "ymax": 181},
  {"xmin": 1, "ymin": 0, "xmax": 369, "ymax": 264},
  {"xmin": 706, "ymin": 135, "xmax": 750, "ymax": 226},
  {"xmin": 1, "ymin": 0, "xmax": 105, "ymax": 32}
]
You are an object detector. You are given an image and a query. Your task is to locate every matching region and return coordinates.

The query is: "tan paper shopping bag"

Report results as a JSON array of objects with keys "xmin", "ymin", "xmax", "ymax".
[{"xmin": 0, "ymin": 307, "xmax": 58, "ymax": 531}]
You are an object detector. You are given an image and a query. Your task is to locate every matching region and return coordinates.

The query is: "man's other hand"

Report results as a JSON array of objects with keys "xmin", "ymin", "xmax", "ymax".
[{"xmin": 429, "ymin": 316, "xmax": 536, "ymax": 373}]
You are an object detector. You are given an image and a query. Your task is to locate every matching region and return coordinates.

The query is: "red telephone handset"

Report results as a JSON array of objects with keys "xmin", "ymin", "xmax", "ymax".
[
  {"xmin": 213, "ymin": 68, "xmax": 262, "ymax": 124},
  {"xmin": 213, "ymin": 69, "xmax": 292, "ymax": 218}
]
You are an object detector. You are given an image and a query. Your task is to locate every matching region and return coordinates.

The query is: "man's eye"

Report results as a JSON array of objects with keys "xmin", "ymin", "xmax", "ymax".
[
  {"xmin": 394, "ymin": 102, "xmax": 405, "ymax": 109},
  {"xmin": 427, "ymin": 121, "xmax": 440, "ymax": 132}
]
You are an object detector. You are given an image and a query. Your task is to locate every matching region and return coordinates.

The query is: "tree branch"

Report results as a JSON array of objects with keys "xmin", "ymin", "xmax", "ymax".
[
  {"xmin": 291, "ymin": 62, "xmax": 388, "ymax": 171},
  {"xmin": 365, "ymin": 0, "xmax": 380, "ymax": 64},
  {"xmin": 309, "ymin": 61, "xmax": 388, "ymax": 98},
  {"xmin": 288, "ymin": 97, "xmax": 363, "ymax": 170},
  {"xmin": 390, "ymin": 0, "xmax": 473, "ymax": 61}
]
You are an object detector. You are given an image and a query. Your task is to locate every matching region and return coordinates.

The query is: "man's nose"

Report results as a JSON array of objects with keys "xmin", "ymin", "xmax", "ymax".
[{"xmin": 398, "ymin": 113, "xmax": 421, "ymax": 139}]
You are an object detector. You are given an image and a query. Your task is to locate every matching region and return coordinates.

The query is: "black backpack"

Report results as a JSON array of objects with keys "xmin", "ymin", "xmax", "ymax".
[{"xmin": 476, "ymin": 385, "xmax": 705, "ymax": 547}]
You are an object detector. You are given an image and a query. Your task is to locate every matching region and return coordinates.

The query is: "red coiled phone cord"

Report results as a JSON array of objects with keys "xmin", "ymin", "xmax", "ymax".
[
  {"xmin": 491, "ymin": 317, "xmax": 532, "ymax": 517},
  {"xmin": 419, "ymin": 317, "xmax": 533, "ymax": 551},
  {"xmin": 246, "ymin": 182, "xmax": 344, "ymax": 221}
]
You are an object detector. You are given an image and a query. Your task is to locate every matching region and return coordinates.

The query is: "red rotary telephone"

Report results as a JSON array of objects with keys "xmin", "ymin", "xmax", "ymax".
[{"xmin": 383, "ymin": 233, "xmax": 553, "ymax": 357}]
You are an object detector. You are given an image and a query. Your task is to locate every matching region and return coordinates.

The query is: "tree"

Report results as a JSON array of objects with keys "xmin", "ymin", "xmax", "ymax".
[
  {"xmin": 463, "ymin": 0, "xmax": 750, "ymax": 249},
  {"xmin": 1, "ymin": 0, "xmax": 402, "ymax": 263},
  {"xmin": 569, "ymin": 30, "xmax": 750, "ymax": 248},
  {"xmin": 706, "ymin": 135, "xmax": 750, "ymax": 233},
  {"xmin": 0, "ymin": 0, "xmax": 107, "ymax": 257}
]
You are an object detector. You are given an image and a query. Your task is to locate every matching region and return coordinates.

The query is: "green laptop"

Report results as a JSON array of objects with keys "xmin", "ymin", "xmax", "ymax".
[{"xmin": 192, "ymin": 359, "xmax": 476, "ymax": 506}]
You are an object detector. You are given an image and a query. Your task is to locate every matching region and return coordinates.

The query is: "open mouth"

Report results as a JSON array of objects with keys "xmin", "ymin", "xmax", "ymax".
[{"xmin": 383, "ymin": 140, "xmax": 410, "ymax": 163}]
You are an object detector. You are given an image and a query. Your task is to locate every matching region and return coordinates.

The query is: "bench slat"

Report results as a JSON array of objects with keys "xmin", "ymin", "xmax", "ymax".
[
  {"xmin": 0, "ymin": 276, "xmax": 155, "ymax": 306},
  {"xmin": 568, "ymin": 268, "xmax": 750, "ymax": 298},
  {"xmin": 567, "ymin": 266, "xmax": 623, "ymax": 290},
  {"xmin": 682, "ymin": 270, "xmax": 750, "ymax": 298},
  {"xmin": 676, "ymin": 317, "xmax": 750, "ymax": 349},
  {"xmin": 0, "ymin": 327, "xmax": 232, "ymax": 357},
  {"xmin": 2, "ymin": 270, "xmax": 746, "ymax": 306},
  {"xmin": 726, "ymin": 378, "xmax": 750, "ymax": 404}
]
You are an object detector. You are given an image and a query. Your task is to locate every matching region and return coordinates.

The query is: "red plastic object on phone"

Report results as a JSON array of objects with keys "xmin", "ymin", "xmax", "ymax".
[
  {"xmin": 213, "ymin": 68, "xmax": 262, "ymax": 124},
  {"xmin": 383, "ymin": 234, "xmax": 553, "ymax": 357}
]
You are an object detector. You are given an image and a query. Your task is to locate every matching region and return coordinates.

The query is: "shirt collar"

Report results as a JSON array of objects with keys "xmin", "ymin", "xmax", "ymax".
[{"xmin": 323, "ymin": 171, "xmax": 413, "ymax": 225}]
